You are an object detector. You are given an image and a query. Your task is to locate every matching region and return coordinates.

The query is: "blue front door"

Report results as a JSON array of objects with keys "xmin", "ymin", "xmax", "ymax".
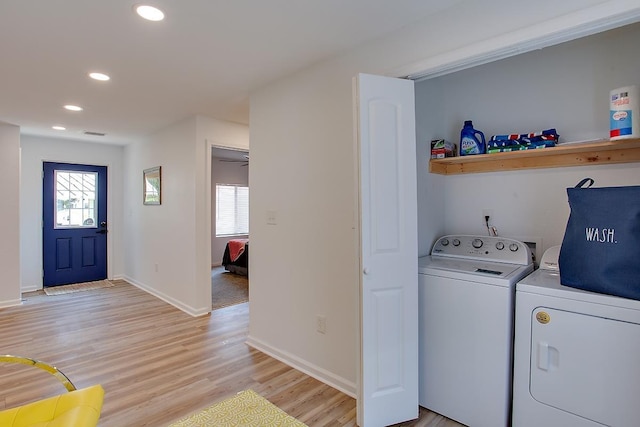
[{"xmin": 43, "ymin": 162, "xmax": 108, "ymax": 287}]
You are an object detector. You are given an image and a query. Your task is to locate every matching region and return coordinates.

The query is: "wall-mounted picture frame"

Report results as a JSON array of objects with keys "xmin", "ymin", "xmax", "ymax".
[{"xmin": 143, "ymin": 166, "xmax": 161, "ymax": 205}]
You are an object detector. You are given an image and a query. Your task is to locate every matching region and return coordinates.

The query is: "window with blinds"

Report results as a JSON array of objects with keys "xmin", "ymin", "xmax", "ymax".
[{"xmin": 215, "ymin": 184, "xmax": 249, "ymax": 236}]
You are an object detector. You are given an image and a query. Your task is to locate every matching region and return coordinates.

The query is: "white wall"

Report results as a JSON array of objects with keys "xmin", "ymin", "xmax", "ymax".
[
  {"xmin": 249, "ymin": 64, "xmax": 361, "ymax": 394},
  {"xmin": 122, "ymin": 115, "xmax": 248, "ymax": 316},
  {"xmin": 416, "ymin": 23, "xmax": 640, "ymax": 255},
  {"xmin": 123, "ymin": 116, "xmax": 204, "ymax": 314},
  {"xmin": 0, "ymin": 122, "xmax": 21, "ymax": 307},
  {"xmin": 211, "ymin": 158, "xmax": 249, "ymax": 266},
  {"xmin": 415, "ymin": 81, "xmax": 447, "ymax": 256},
  {"xmin": 247, "ymin": 0, "xmax": 640, "ymax": 396},
  {"xmin": 197, "ymin": 116, "xmax": 249, "ymax": 150},
  {"xmin": 19, "ymin": 136, "xmax": 125, "ymax": 291}
]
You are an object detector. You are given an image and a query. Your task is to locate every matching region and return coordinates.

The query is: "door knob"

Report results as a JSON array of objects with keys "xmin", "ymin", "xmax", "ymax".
[{"xmin": 97, "ymin": 220, "xmax": 108, "ymax": 234}]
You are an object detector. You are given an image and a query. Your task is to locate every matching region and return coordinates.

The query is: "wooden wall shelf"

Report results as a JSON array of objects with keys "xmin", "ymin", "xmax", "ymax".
[{"xmin": 429, "ymin": 138, "xmax": 640, "ymax": 175}]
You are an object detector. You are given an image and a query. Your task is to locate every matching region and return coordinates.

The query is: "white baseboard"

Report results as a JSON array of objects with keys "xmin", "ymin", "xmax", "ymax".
[
  {"xmin": 20, "ymin": 285, "xmax": 39, "ymax": 293},
  {"xmin": 0, "ymin": 298, "xmax": 23, "ymax": 308},
  {"xmin": 122, "ymin": 275, "xmax": 210, "ymax": 317},
  {"xmin": 246, "ymin": 335, "xmax": 356, "ymax": 398}
]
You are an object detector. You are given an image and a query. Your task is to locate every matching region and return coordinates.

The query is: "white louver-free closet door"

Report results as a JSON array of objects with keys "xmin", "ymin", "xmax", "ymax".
[{"xmin": 354, "ymin": 73, "xmax": 418, "ymax": 427}]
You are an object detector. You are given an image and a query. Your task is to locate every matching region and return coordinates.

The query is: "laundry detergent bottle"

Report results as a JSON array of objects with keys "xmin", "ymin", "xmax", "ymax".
[{"xmin": 459, "ymin": 120, "xmax": 486, "ymax": 156}]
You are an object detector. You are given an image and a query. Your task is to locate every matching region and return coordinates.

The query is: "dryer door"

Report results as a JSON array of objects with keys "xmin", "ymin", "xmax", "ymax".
[{"xmin": 530, "ymin": 307, "xmax": 640, "ymax": 426}]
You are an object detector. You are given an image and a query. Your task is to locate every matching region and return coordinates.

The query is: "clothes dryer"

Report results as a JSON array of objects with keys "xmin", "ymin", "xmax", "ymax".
[{"xmin": 513, "ymin": 246, "xmax": 640, "ymax": 426}]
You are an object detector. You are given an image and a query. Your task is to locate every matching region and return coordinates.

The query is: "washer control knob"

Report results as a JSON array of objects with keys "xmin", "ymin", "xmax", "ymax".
[
  {"xmin": 495, "ymin": 241, "xmax": 505, "ymax": 250},
  {"xmin": 452, "ymin": 239, "xmax": 461, "ymax": 246},
  {"xmin": 509, "ymin": 243, "xmax": 519, "ymax": 252},
  {"xmin": 440, "ymin": 239, "xmax": 449, "ymax": 246},
  {"xmin": 472, "ymin": 238, "xmax": 483, "ymax": 248}
]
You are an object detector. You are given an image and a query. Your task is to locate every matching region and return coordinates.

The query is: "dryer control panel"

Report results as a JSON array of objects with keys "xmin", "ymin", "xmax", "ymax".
[{"xmin": 431, "ymin": 235, "xmax": 532, "ymax": 265}]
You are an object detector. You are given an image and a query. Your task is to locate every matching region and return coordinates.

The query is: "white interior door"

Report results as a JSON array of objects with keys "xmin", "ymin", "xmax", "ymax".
[{"xmin": 355, "ymin": 73, "xmax": 418, "ymax": 426}]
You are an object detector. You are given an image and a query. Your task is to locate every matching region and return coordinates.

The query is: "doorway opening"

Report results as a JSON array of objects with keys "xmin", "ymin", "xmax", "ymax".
[{"xmin": 211, "ymin": 147, "xmax": 249, "ymax": 310}]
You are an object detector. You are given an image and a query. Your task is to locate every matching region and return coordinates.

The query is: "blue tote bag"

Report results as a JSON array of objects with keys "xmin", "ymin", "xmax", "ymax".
[{"xmin": 559, "ymin": 178, "xmax": 640, "ymax": 300}]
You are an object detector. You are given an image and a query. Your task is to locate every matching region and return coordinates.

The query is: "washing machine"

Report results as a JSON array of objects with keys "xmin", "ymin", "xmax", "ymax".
[
  {"xmin": 418, "ymin": 235, "xmax": 533, "ymax": 427},
  {"xmin": 513, "ymin": 246, "xmax": 640, "ymax": 427}
]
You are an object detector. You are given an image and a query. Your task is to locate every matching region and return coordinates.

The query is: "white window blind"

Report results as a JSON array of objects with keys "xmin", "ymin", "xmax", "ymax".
[{"xmin": 216, "ymin": 184, "xmax": 249, "ymax": 236}]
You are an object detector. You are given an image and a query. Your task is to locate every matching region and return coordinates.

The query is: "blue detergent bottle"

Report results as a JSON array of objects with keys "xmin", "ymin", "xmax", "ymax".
[{"xmin": 459, "ymin": 120, "xmax": 486, "ymax": 156}]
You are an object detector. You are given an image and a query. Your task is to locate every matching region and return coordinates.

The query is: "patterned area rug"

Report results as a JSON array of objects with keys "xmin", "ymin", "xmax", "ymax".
[
  {"xmin": 212, "ymin": 266, "xmax": 249, "ymax": 310},
  {"xmin": 43, "ymin": 280, "xmax": 115, "ymax": 295},
  {"xmin": 169, "ymin": 389, "xmax": 307, "ymax": 427}
]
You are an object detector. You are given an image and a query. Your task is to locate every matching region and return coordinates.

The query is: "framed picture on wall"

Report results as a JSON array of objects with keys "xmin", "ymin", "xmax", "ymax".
[{"xmin": 143, "ymin": 166, "xmax": 161, "ymax": 205}]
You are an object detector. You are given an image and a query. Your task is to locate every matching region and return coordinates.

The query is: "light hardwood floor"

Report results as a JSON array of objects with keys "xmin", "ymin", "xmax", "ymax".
[{"xmin": 0, "ymin": 281, "xmax": 462, "ymax": 426}]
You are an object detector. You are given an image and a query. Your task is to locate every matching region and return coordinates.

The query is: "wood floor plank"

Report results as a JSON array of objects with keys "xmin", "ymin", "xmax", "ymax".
[{"xmin": 0, "ymin": 282, "xmax": 462, "ymax": 426}]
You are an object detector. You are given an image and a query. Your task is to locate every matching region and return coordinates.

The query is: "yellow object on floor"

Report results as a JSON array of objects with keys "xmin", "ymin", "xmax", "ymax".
[
  {"xmin": 0, "ymin": 355, "xmax": 104, "ymax": 427},
  {"xmin": 0, "ymin": 384, "xmax": 104, "ymax": 427},
  {"xmin": 169, "ymin": 389, "xmax": 307, "ymax": 427}
]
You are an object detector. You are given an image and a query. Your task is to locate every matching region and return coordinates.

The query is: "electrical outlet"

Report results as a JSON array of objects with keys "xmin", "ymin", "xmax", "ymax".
[
  {"xmin": 482, "ymin": 209, "xmax": 494, "ymax": 226},
  {"xmin": 316, "ymin": 315, "xmax": 326, "ymax": 334},
  {"xmin": 154, "ymin": 263, "xmax": 159, "ymax": 272}
]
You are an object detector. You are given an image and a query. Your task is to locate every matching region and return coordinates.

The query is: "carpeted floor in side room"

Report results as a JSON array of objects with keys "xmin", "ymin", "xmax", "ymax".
[{"xmin": 211, "ymin": 266, "xmax": 248, "ymax": 310}]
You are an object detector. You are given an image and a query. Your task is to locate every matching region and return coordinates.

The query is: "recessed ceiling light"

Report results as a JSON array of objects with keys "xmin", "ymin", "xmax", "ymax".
[
  {"xmin": 52, "ymin": 125, "xmax": 66, "ymax": 131},
  {"xmin": 89, "ymin": 72, "xmax": 110, "ymax": 81},
  {"xmin": 64, "ymin": 104, "xmax": 83, "ymax": 112},
  {"xmin": 134, "ymin": 4, "xmax": 165, "ymax": 21}
]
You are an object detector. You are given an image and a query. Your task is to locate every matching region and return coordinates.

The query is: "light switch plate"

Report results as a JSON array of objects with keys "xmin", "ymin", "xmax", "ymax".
[{"xmin": 267, "ymin": 210, "xmax": 277, "ymax": 225}]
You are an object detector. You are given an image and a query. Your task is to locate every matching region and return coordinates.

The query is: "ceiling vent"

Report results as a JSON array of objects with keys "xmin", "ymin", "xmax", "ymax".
[{"xmin": 83, "ymin": 131, "xmax": 106, "ymax": 136}]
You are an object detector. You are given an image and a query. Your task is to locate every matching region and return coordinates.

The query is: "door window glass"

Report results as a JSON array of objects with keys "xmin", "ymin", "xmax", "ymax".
[{"xmin": 55, "ymin": 170, "xmax": 97, "ymax": 228}]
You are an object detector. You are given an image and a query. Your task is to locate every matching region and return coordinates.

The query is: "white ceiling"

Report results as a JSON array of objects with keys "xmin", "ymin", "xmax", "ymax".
[{"xmin": 0, "ymin": 0, "xmax": 458, "ymax": 145}]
